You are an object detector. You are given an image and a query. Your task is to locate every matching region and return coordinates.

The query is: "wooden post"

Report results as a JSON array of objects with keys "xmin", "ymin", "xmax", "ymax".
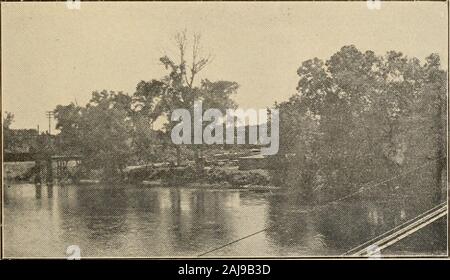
[
  {"xmin": 46, "ymin": 157, "xmax": 53, "ymax": 184},
  {"xmin": 34, "ymin": 160, "xmax": 42, "ymax": 185}
]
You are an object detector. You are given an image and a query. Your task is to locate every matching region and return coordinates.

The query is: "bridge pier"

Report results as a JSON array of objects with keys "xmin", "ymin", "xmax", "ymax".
[
  {"xmin": 34, "ymin": 160, "xmax": 42, "ymax": 184},
  {"xmin": 46, "ymin": 158, "xmax": 53, "ymax": 184}
]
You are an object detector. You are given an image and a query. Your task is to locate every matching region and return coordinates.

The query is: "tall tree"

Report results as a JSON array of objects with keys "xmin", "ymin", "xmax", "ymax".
[
  {"xmin": 3, "ymin": 112, "xmax": 14, "ymax": 150},
  {"xmin": 133, "ymin": 31, "xmax": 239, "ymax": 169}
]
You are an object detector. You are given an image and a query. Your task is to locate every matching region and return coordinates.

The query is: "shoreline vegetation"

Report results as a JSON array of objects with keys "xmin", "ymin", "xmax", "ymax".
[
  {"xmin": 3, "ymin": 161, "xmax": 277, "ymax": 191},
  {"xmin": 5, "ymin": 160, "xmax": 444, "ymax": 203}
]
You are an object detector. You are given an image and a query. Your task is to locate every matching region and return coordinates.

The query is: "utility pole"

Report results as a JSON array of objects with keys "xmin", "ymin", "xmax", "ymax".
[{"xmin": 46, "ymin": 111, "xmax": 54, "ymax": 135}]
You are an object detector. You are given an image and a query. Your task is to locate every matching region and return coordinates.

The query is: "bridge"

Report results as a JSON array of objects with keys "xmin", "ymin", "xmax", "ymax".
[{"xmin": 4, "ymin": 152, "xmax": 83, "ymax": 183}]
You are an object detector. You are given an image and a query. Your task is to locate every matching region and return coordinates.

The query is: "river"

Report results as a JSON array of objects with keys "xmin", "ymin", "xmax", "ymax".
[{"xmin": 3, "ymin": 183, "xmax": 447, "ymax": 258}]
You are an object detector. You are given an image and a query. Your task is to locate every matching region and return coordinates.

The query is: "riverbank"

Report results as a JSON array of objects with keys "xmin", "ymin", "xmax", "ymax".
[{"xmin": 3, "ymin": 161, "xmax": 275, "ymax": 190}]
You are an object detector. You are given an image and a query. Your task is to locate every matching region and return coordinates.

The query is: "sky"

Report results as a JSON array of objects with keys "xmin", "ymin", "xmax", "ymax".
[{"xmin": 1, "ymin": 1, "xmax": 448, "ymax": 130}]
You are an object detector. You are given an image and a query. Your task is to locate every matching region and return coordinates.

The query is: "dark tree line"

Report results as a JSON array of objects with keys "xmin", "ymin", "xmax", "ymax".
[{"xmin": 270, "ymin": 46, "xmax": 446, "ymax": 203}]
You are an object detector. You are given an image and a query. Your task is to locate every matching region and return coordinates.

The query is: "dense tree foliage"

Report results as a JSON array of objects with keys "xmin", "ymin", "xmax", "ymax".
[
  {"xmin": 271, "ymin": 46, "xmax": 446, "ymax": 203},
  {"xmin": 54, "ymin": 91, "xmax": 134, "ymax": 180}
]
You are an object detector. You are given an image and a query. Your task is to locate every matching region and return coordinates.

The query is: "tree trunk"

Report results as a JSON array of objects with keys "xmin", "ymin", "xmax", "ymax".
[
  {"xmin": 193, "ymin": 146, "xmax": 203, "ymax": 173},
  {"xmin": 433, "ymin": 99, "xmax": 444, "ymax": 203},
  {"xmin": 175, "ymin": 145, "xmax": 181, "ymax": 166}
]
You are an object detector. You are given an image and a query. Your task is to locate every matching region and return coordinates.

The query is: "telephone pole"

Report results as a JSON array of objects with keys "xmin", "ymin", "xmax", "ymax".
[{"xmin": 46, "ymin": 111, "xmax": 54, "ymax": 135}]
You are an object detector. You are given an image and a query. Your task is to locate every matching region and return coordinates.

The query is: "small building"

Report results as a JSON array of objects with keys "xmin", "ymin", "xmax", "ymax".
[{"xmin": 238, "ymin": 154, "xmax": 268, "ymax": 170}]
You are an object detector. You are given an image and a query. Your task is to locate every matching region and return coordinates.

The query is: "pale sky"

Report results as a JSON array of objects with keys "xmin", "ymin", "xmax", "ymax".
[{"xmin": 1, "ymin": 1, "xmax": 448, "ymax": 130}]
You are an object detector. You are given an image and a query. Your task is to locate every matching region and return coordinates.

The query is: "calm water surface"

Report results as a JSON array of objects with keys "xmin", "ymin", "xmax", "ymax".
[{"xmin": 4, "ymin": 183, "xmax": 447, "ymax": 258}]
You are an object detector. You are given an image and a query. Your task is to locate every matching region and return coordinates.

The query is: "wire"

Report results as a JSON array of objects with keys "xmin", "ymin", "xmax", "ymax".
[{"xmin": 197, "ymin": 159, "xmax": 439, "ymax": 257}]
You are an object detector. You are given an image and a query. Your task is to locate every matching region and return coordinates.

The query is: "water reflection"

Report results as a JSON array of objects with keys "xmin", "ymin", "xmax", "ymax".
[
  {"xmin": 47, "ymin": 184, "xmax": 53, "ymax": 198},
  {"xmin": 3, "ymin": 183, "xmax": 447, "ymax": 258},
  {"xmin": 35, "ymin": 185, "xmax": 41, "ymax": 199}
]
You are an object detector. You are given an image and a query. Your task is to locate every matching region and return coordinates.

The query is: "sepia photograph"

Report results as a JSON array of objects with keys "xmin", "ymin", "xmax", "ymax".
[{"xmin": 1, "ymin": 0, "xmax": 448, "ymax": 260}]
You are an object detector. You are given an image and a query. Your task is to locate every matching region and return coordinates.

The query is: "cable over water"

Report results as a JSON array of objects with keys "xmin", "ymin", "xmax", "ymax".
[{"xmin": 197, "ymin": 159, "xmax": 440, "ymax": 257}]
